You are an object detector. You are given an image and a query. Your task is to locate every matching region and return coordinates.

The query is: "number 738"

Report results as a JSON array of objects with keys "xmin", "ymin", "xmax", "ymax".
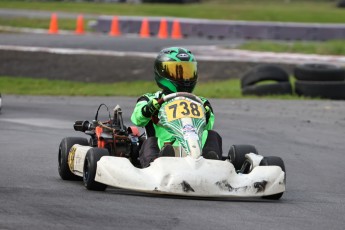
[{"xmin": 165, "ymin": 100, "xmax": 204, "ymax": 122}]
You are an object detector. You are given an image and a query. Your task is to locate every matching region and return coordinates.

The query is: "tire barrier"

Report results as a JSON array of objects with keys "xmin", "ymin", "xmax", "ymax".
[
  {"xmin": 241, "ymin": 64, "xmax": 290, "ymax": 88},
  {"xmin": 242, "ymin": 82, "xmax": 293, "ymax": 96},
  {"xmin": 337, "ymin": 0, "xmax": 345, "ymax": 8},
  {"xmin": 293, "ymin": 63, "xmax": 345, "ymax": 100},
  {"xmin": 295, "ymin": 81, "xmax": 345, "ymax": 100},
  {"xmin": 294, "ymin": 63, "xmax": 345, "ymax": 81},
  {"xmin": 241, "ymin": 64, "xmax": 293, "ymax": 96}
]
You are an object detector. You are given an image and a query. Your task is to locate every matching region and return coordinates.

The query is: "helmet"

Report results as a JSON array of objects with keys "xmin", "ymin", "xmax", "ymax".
[{"xmin": 154, "ymin": 47, "xmax": 198, "ymax": 93}]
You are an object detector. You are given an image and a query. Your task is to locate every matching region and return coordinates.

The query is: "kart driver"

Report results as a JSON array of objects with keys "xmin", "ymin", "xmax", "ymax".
[{"xmin": 131, "ymin": 47, "xmax": 222, "ymax": 168}]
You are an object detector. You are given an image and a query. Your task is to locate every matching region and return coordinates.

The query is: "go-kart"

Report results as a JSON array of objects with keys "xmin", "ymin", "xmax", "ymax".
[{"xmin": 58, "ymin": 92, "xmax": 286, "ymax": 200}]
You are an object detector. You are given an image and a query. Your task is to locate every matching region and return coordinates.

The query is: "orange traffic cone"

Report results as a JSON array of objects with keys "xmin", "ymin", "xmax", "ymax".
[
  {"xmin": 109, "ymin": 16, "xmax": 121, "ymax": 36},
  {"xmin": 48, "ymin": 13, "xmax": 58, "ymax": 34},
  {"xmin": 157, "ymin": 18, "xmax": 168, "ymax": 39},
  {"xmin": 171, "ymin": 19, "xmax": 182, "ymax": 39},
  {"xmin": 75, "ymin": 14, "xmax": 85, "ymax": 35},
  {"xmin": 140, "ymin": 18, "xmax": 150, "ymax": 38}
]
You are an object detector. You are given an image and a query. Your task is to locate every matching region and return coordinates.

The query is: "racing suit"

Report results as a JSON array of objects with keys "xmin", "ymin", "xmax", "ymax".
[{"xmin": 131, "ymin": 91, "xmax": 222, "ymax": 168}]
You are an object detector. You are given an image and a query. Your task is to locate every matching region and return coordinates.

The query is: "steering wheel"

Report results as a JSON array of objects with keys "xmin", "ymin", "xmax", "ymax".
[{"xmin": 157, "ymin": 92, "xmax": 203, "ymax": 105}]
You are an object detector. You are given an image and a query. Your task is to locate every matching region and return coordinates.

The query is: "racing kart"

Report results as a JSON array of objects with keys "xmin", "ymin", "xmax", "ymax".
[{"xmin": 58, "ymin": 92, "xmax": 286, "ymax": 200}]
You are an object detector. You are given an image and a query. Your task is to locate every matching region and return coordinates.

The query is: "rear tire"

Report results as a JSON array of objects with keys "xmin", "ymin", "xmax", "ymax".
[
  {"xmin": 260, "ymin": 156, "xmax": 286, "ymax": 200},
  {"xmin": 58, "ymin": 137, "xmax": 88, "ymax": 180},
  {"xmin": 228, "ymin": 145, "xmax": 258, "ymax": 171},
  {"xmin": 338, "ymin": 0, "xmax": 345, "ymax": 8},
  {"xmin": 294, "ymin": 63, "xmax": 345, "ymax": 81},
  {"xmin": 242, "ymin": 82, "xmax": 292, "ymax": 96},
  {"xmin": 83, "ymin": 148, "xmax": 109, "ymax": 191},
  {"xmin": 241, "ymin": 64, "xmax": 289, "ymax": 88},
  {"xmin": 295, "ymin": 80, "xmax": 345, "ymax": 100}
]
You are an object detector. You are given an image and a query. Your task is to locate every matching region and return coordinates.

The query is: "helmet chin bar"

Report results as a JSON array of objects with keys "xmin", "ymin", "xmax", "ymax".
[
  {"xmin": 175, "ymin": 80, "xmax": 196, "ymax": 93},
  {"xmin": 160, "ymin": 82, "xmax": 196, "ymax": 94}
]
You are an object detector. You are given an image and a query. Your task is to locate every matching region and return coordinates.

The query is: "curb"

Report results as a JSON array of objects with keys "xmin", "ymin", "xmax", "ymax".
[{"xmin": 95, "ymin": 15, "xmax": 345, "ymax": 41}]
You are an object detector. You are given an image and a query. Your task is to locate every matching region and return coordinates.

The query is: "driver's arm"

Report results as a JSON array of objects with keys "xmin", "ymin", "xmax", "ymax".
[
  {"xmin": 131, "ymin": 100, "xmax": 151, "ymax": 127},
  {"xmin": 131, "ymin": 94, "xmax": 160, "ymax": 127},
  {"xmin": 202, "ymin": 99, "xmax": 215, "ymax": 130},
  {"xmin": 206, "ymin": 110, "xmax": 215, "ymax": 130}
]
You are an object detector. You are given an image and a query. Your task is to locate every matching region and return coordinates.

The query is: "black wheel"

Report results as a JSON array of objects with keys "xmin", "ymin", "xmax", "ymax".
[
  {"xmin": 338, "ymin": 0, "xmax": 345, "ymax": 8},
  {"xmin": 241, "ymin": 64, "xmax": 289, "ymax": 88},
  {"xmin": 295, "ymin": 80, "xmax": 345, "ymax": 100},
  {"xmin": 83, "ymin": 148, "xmax": 109, "ymax": 191},
  {"xmin": 228, "ymin": 145, "xmax": 258, "ymax": 171},
  {"xmin": 294, "ymin": 63, "xmax": 345, "ymax": 81},
  {"xmin": 260, "ymin": 156, "xmax": 286, "ymax": 200},
  {"xmin": 130, "ymin": 141, "xmax": 141, "ymax": 168},
  {"xmin": 58, "ymin": 137, "xmax": 89, "ymax": 180},
  {"xmin": 242, "ymin": 82, "xmax": 292, "ymax": 96}
]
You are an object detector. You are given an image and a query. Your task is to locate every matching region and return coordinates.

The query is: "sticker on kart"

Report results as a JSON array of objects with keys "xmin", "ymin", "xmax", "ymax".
[{"xmin": 165, "ymin": 99, "xmax": 204, "ymax": 122}]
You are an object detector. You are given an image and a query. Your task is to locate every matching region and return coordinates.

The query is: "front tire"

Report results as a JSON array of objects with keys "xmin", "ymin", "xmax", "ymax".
[
  {"xmin": 58, "ymin": 137, "xmax": 88, "ymax": 180},
  {"xmin": 228, "ymin": 144, "xmax": 258, "ymax": 171},
  {"xmin": 260, "ymin": 156, "xmax": 286, "ymax": 200},
  {"xmin": 83, "ymin": 148, "xmax": 109, "ymax": 191}
]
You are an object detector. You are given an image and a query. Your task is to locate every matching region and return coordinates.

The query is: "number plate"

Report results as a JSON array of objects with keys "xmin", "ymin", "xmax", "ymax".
[{"xmin": 165, "ymin": 99, "xmax": 204, "ymax": 122}]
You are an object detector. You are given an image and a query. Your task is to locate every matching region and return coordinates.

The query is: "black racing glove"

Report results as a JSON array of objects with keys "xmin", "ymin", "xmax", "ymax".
[
  {"xmin": 142, "ymin": 98, "xmax": 161, "ymax": 118},
  {"xmin": 204, "ymin": 105, "xmax": 211, "ymax": 123}
]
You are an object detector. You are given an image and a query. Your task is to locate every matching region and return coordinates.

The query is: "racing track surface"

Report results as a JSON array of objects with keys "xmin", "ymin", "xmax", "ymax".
[
  {"xmin": 0, "ymin": 33, "xmax": 252, "ymax": 82},
  {"xmin": 1, "ymin": 95, "xmax": 345, "ymax": 230},
  {"xmin": 0, "ymin": 33, "xmax": 241, "ymax": 52}
]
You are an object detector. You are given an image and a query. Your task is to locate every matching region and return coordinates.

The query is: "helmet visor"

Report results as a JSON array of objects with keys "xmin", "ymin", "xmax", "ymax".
[{"xmin": 160, "ymin": 62, "xmax": 197, "ymax": 82}]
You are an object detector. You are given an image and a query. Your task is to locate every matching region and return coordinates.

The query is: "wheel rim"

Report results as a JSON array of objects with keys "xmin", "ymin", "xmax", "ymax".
[{"xmin": 83, "ymin": 159, "xmax": 90, "ymax": 182}]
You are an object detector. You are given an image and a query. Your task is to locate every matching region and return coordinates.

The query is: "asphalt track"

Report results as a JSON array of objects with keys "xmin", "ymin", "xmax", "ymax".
[
  {"xmin": 0, "ymin": 33, "xmax": 241, "ymax": 52},
  {"xmin": 0, "ymin": 33, "xmax": 255, "ymax": 82},
  {"xmin": 1, "ymin": 95, "xmax": 345, "ymax": 230}
]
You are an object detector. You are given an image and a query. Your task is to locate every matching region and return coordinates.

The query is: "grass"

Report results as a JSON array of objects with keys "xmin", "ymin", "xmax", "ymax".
[
  {"xmin": 0, "ymin": 17, "xmax": 87, "ymax": 31},
  {"xmin": 0, "ymin": 0, "xmax": 344, "ymax": 23},
  {"xmin": 0, "ymin": 76, "xmax": 301, "ymax": 99},
  {"xmin": 238, "ymin": 40, "xmax": 345, "ymax": 56},
  {"xmin": 1, "ymin": 0, "xmax": 345, "ymax": 56},
  {"xmin": 0, "ymin": 77, "xmax": 158, "ymax": 97}
]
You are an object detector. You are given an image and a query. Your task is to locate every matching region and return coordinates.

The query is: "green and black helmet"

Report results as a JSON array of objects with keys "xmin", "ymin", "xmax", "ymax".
[{"xmin": 154, "ymin": 47, "xmax": 198, "ymax": 93}]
